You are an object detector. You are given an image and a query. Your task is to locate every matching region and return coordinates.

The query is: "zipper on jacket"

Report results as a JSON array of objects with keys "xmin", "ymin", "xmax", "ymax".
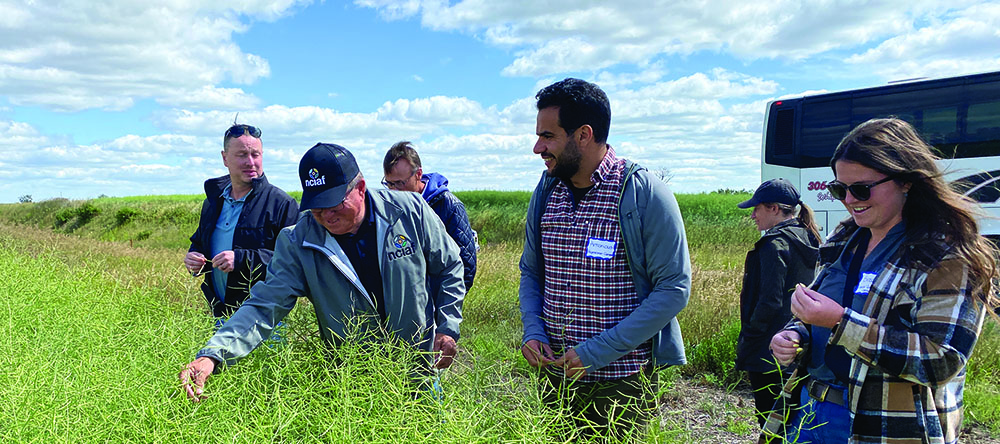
[{"xmin": 302, "ymin": 240, "xmax": 378, "ymax": 311}]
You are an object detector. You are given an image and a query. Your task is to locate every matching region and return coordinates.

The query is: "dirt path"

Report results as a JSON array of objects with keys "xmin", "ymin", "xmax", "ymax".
[{"xmin": 657, "ymin": 378, "xmax": 999, "ymax": 443}]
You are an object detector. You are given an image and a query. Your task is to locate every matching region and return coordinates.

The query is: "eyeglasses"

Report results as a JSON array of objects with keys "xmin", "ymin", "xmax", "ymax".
[
  {"xmin": 827, "ymin": 176, "xmax": 895, "ymax": 201},
  {"xmin": 224, "ymin": 124, "xmax": 261, "ymax": 141},
  {"xmin": 309, "ymin": 186, "xmax": 358, "ymax": 214},
  {"xmin": 381, "ymin": 170, "xmax": 416, "ymax": 189},
  {"xmin": 310, "ymin": 201, "xmax": 347, "ymax": 215}
]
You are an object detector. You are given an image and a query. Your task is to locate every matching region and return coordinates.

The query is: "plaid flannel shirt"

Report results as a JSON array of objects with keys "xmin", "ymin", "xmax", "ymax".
[
  {"xmin": 760, "ymin": 221, "xmax": 988, "ymax": 444},
  {"xmin": 540, "ymin": 149, "xmax": 651, "ymax": 382}
]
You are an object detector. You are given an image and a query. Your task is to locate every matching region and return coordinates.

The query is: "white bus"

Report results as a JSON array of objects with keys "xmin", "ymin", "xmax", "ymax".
[{"xmin": 760, "ymin": 71, "xmax": 1000, "ymax": 239}]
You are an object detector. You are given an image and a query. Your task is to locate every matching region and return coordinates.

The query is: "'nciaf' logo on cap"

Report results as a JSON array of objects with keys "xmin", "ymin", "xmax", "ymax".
[{"xmin": 304, "ymin": 168, "xmax": 326, "ymax": 187}]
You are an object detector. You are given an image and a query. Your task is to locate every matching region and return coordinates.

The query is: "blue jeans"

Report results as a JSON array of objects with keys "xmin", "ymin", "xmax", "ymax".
[{"xmin": 785, "ymin": 383, "xmax": 851, "ymax": 444}]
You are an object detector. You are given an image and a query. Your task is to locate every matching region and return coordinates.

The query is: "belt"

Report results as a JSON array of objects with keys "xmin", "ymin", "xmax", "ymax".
[{"xmin": 805, "ymin": 379, "xmax": 846, "ymax": 407}]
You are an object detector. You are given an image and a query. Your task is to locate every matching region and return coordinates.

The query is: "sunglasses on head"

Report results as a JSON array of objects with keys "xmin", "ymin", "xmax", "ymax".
[
  {"xmin": 827, "ymin": 176, "xmax": 895, "ymax": 201},
  {"xmin": 224, "ymin": 124, "xmax": 261, "ymax": 140}
]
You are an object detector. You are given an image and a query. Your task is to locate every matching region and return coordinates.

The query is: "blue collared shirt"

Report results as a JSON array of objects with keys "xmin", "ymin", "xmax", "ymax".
[{"xmin": 210, "ymin": 183, "xmax": 251, "ymax": 302}]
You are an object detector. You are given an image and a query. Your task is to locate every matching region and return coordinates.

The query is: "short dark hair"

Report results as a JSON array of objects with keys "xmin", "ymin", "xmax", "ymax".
[
  {"xmin": 383, "ymin": 141, "xmax": 422, "ymax": 174},
  {"xmin": 535, "ymin": 78, "xmax": 611, "ymax": 144}
]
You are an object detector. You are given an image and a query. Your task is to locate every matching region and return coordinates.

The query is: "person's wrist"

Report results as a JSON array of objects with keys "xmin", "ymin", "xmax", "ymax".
[{"xmin": 830, "ymin": 307, "xmax": 848, "ymax": 331}]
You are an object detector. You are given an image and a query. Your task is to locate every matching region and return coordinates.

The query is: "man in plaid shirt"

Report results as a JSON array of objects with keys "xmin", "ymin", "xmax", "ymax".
[{"xmin": 519, "ymin": 78, "xmax": 691, "ymax": 437}]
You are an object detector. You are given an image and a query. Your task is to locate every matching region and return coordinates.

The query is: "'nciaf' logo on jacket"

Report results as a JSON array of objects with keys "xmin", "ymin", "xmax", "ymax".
[
  {"xmin": 304, "ymin": 168, "xmax": 326, "ymax": 187},
  {"xmin": 388, "ymin": 234, "xmax": 415, "ymax": 261}
]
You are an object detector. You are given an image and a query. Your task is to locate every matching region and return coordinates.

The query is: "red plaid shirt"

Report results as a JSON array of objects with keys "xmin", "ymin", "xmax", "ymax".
[{"xmin": 540, "ymin": 147, "xmax": 650, "ymax": 382}]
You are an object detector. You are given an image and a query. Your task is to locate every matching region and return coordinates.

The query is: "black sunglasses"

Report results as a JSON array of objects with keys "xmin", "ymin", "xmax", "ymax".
[
  {"xmin": 827, "ymin": 176, "xmax": 895, "ymax": 201},
  {"xmin": 224, "ymin": 124, "xmax": 261, "ymax": 141}
]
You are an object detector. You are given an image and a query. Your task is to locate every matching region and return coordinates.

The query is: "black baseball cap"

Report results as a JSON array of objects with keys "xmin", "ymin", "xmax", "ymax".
[
  {"xmin": 737, "ymin": 178, "xmax": 801, "ymax": 209},
  {"xmin": 298, "ymin": 143, "xmax": 361, "ymax": 210}
]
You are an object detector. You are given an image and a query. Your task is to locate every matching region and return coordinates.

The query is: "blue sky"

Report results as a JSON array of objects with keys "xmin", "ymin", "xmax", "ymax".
[{"xmin": 1, "ymin": 0, "xmax": 999, "ymax": 203}]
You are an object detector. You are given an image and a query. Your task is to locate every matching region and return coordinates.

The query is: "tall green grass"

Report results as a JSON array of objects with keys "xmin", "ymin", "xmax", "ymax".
[
  {"xmin": 966, "ymin": 320, "xmax": 1000, "ymax": 434},
  {"xmin": 0, "ymin": 226, "xmax": 679, "ymax": 443},
  {"xmin": 456, "ymin": 190, "xmax": 532, "ymax": 245},
  {"xmin": 0, "ymin": 189, "xmax": 997, "ymax": 438}
]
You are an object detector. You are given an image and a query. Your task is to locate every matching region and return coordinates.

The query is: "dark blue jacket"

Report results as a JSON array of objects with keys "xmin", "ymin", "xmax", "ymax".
[
  {"xmin": 188, "ymin": 174, "xmax": 298, "ymax": 317},
  {"xmin": 422, "ymin": 173, "xmax": 477, "ymax": 291},
  {"xmin": 735, "ymin": 218, "xmax": 819, "ymax": 372}
]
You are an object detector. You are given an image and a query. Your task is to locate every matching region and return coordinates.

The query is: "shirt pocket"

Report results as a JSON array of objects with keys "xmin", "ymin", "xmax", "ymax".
[{"xmin": 235, "ymin": 226, "xmax": 267, "ymax": 250}]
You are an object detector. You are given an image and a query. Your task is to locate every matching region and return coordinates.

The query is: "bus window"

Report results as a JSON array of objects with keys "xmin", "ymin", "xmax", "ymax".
[
  {"xmin": 800, "ymin": 98, "xmax": 850, "ymax": 168},
  {"xmin": 921, "ymin": 106, "xmax": 959, "ymax": 145},
  {"xmin": 953, "ymin": 100, "xmax": 1000, "ymax": 158},
  {"xmin": 764, "ymin": 106, "xmax": 796, "ymax": 167},
  {"xmin": 967, "ymin": 101, "xmax": 1000, "ymax": 143},
  {"xmin": 855, "ymin": 86, "xmax": 963, "ymax": 126},
  {"xmin": 773, "ymin": 109, "xmax": 794, "ymax": 156}
]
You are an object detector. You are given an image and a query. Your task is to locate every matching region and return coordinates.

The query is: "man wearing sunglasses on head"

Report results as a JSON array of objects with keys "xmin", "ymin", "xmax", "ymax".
[{"xmin": 184, "ymin": 123, "xmax": 299, "ymax": 318}]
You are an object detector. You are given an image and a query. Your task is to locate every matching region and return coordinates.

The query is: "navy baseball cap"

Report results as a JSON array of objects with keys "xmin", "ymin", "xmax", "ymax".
[
  {"xmin": 737, "ymin": 178, "xmax": 801, "ymax": 209},
  {"xmin": 298, "ymin": 143, "xmax": 361, "ymax": 211}
]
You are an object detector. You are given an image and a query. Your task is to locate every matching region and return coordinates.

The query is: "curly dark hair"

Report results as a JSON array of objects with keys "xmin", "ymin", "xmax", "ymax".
[{"xmin": 535, "ymin": 78, "xmax": 611, "ymax": 144}]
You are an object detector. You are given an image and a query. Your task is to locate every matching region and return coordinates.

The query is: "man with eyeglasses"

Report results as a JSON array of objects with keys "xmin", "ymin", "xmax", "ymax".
[
  {"xmin": 184, "ymin": 123, "xmax": 299, "ymax": 318},
  {"xmin": 180, "ymin": 142, "xmax": 465, "ymax": 402},
  {"xmin": 382, "ymin": 141, "xmax": 477, "ymax": 291}
]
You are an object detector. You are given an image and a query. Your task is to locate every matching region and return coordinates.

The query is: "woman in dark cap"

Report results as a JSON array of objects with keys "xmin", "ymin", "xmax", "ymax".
[
  {"xmin": 762, "ymin": 118, "xmax": 998, "ymax": 443},
  {"xmin": 735, "ymin": 178, "xmax": 821, "ymax": 428}
]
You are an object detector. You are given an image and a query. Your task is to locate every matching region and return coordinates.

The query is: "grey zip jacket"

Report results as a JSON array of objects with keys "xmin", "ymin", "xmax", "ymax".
[
  {"xmin": 196, "ymin": 189, "xmax": 465, "ymax": 368},
  {"xmin": 519, "ymin": 161, "xmax": 692, "ymax": 371}
]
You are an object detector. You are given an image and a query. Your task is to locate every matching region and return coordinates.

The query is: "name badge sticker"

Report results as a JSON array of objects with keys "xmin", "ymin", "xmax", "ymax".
[
  {"xmin": 855, "ymin": 272, "xmax": 877, "ymax": 295},
  {"xmin": 585, "ymin": 237, "xmax": 617, "ymax": 260}
]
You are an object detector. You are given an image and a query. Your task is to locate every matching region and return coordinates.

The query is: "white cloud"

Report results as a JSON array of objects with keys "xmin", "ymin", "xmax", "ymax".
[
  {"xmin": 845, "ymin": 3, "xmax": 1000, "ymax": 79},
  {"xmin": 0, "ymin": 62, "xmax": 821, "ymax": 202},
  {"xmin": 592, "ymin": 65, "xmax": 668, "ymax": 91},
  {"xmin": 0, "ymin": 0, "xmax": 311, "ymax": 111},
  {"xmin": 157, "ymin": 86, "xmax": 262, "ymax": 110},
  {"xmin": 162, "ymin": 97, "xmax": 503, "ymax": 148},
  {"xmin": 376, "ymin": 96, "xmax": 497, "ymax": 126},
  {"xmin": 355, "ymin": 0, "xmax": 422, "ymax": 21},
  {"xmin": 0, "ymin": 3, "xmax": 30, "ymax": 28},
  {"xmin": 0, "ymin": 120, "xmax": 49, "ymax": 152},
  {"xmin": 503, "ymin": 38, "xmax": 626, "ymax": 77},
  {"xmin": 356, "ymin": 0, "xmax": 980, "ymax": 78},
  {"xmin": 407, "ymin": 133, "xmax": 540, "ymax": 190}
]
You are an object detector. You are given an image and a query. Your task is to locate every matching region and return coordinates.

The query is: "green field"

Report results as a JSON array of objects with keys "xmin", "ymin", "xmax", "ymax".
[{"xmin": 0, "ymin": 191, "xmax": 996, "ymax": 443}]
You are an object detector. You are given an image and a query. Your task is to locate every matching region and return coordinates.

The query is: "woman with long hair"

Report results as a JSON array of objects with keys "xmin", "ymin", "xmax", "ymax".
[
  {"xmin": 734, "ymin": 178, "xmax": 820, "ymax": 427},
  {"xmin": 761, "ymin": 117, "xmax": 998, "ymax": 443}
]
